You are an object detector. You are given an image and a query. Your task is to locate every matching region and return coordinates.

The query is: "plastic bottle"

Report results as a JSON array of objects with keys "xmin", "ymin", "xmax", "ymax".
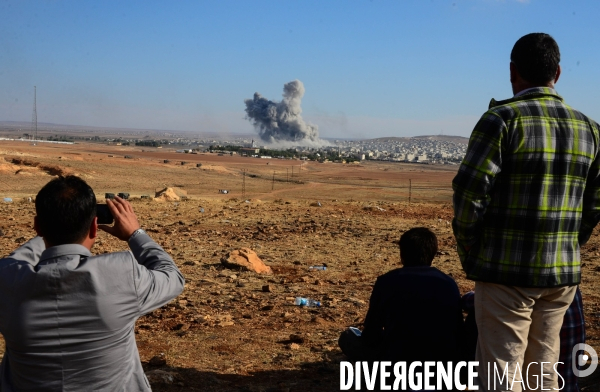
[
  {"xmin": 308, "ymin": 265, "xmax": 327, "ymax": 271},
  {"xmin": 294, "ymin": 297, "xmax": 321, "ymax": 307}
]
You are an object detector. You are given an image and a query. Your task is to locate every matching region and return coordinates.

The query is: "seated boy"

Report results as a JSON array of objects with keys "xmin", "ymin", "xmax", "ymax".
[{"xmin": 339, "ymin": 227, "xmax": 464, "ymax": 364}]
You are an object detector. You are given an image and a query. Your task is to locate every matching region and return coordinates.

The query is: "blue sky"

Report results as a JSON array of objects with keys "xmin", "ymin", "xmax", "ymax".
[{"xmin": 1, "ymin": 0, "xmax": 599, "ymax": 139}]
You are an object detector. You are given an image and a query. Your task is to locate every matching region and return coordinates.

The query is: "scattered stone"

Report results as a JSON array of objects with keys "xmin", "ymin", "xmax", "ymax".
[
  {"xmin": 261, "ymin": 305, "xmax": 274, "ymax": 311},
  {"xmin": 183, "ymin": 260, "xmax": 200, "ymax": 266},
  {"xmin": 289, "ymin": 333, "xmax": 305, "ymax": 343},
  {"xmin": 262, "ymin": 284, "xmax": 273, "ymax": 293},
  {"xmin": 242, "ymin": 314, "xmax": 252, "ymax": 319},
  {"xmin": 221, "ymin": 248, "xmax": 273, "ymax": 275},
  {"xmin": 311, "ymin": 316, "xmax": 328, "ymax": 325},
  {"xmin": 288, "ymin": 343, "xmax": 300, "ymax": 350},
  {"xmin": 148, "ymin": 354, "xmax": 167, "ymax": 366},
  {"xmin": 145, "ymin": 369, "xmax": 179, "ymax": 385},
  {"xmin": 172, "ymin": 323, "xmax": 190, "ymax": 331}
]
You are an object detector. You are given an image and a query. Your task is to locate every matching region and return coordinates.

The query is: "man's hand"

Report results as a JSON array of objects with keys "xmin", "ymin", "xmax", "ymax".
[{"xmin": 98, "ymin": 196, "xmax": 141, "ymax": 241}]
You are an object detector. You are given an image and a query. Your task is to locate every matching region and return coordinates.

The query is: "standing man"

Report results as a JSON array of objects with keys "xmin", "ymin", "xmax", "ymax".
[
  {"xmin": 0, "ymin": 176, "xmax": 184, "ymax": 391},
  {"xmin": 453, "ymin": 33, "xmax": 600, "ymax": 391}
]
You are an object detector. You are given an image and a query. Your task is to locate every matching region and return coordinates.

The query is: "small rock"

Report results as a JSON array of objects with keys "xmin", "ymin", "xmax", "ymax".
[
  {"xmin": 289, "ymin": 333, "xmax": 305, "ymax": 343},
  {"xmin": 145, "ymin": 369, "xmax": 178, "ymax": 384},
  {"xmin": 289, "ymin": 343, "xmax": 300, "ymax": 350},
  {"xmin": 261, "ymin": 305, "xmax": 274, "ymax": 311},
  {"xmin": 148, "ymin": 354, "xmax": 167, "ymax": 366},
  {"xmin": 172, "ymin": 323, "xmax": 190, "ymax": 331},
  {"xmin": 183, "ymin": 260, "xmax": 200, "ymax": 266},
  {"xmin": 262, "ymin": 284, "xmax": 273, "ymax": 292}
]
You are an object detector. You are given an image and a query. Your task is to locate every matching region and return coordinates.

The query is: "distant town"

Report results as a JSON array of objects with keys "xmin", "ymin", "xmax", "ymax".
[{"xmin": 0, "ymin": 122, "xmax": 468, "ymax": 165}]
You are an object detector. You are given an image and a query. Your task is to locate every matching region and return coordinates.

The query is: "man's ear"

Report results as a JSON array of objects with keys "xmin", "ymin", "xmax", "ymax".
[
  {"xmin": 510, "ymin": 62, "xmax": 518, "ymax": 84},
  {"xmin": 33, "ymin": 216, "xmax": 43, "ymax": 237},
  {"xmin": 554, "ymin": 64, "xmax": 561, "ymax": 84},
  {"xmin": 89, "ymin": 216, "xmax": 98, "ymax": 240}
]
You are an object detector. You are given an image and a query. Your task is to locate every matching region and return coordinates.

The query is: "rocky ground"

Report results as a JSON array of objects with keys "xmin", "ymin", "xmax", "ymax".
[
  {"xmin": 1, "ymin": 141, "xmax": 599, "ymax": 391},
  {"xmin": 1, "ymin": 197, "xmax": 599, "ymax": 391}
]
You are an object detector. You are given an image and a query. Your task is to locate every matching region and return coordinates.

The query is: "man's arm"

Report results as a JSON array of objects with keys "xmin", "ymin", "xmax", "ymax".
[
  {"xmin": 579, "ymin": 123, "xmax": 600, "ymax": 245},
  {"xmin": 452, "ymin": 111, "xmax": 505, "ymax": 262},
  {"xmin": 129, "ymin": 232, "xmax": 185, "ymax": 315},
  {"xmin": 99, "ymin": 196, "xmax": 184, "ymax": 315},
  {"xmin": 2, "ymin": 236, "xmax": 45, "ymax": 266}
]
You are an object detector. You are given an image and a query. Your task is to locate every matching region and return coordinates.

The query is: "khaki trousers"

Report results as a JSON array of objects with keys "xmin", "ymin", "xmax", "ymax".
[{"xmin": 475, "ymin": 282, "xmax": 576, "ymax": 392}]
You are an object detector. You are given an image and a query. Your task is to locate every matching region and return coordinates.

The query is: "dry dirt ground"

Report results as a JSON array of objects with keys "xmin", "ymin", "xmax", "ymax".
[{"xmin": 1, "ymin": 141, "xmax": 599, "ymax": 391}]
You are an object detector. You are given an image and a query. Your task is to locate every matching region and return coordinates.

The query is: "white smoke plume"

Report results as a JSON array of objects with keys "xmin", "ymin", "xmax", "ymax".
[{"xmin": 244, "ymin": 80, "xmax": 325, "ymax": 146}]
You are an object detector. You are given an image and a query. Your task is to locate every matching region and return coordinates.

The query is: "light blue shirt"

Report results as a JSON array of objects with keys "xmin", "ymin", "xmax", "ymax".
[{"xmin": 0, "ymin": 234, "xmax": 184, "ymax": 391}]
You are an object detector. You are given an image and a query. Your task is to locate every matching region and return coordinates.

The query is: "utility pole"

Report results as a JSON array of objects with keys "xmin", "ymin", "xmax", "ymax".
[
  {"xmin": 242, "ymin": 169, "xmax": 246, "ymax": 199},
  {"xmin": 286, "ymin": 168, "xmax": 289, "ymax": 182},
  {"xmin": 272, "ymin": 171, "xmax": 275, "ymax": 191},
  {"xmin": 31, "ymin": 86, "xmax": 37, "ymax": 145},
  {"xmin": 291, "ymin": 166, "xmax": 294, "ymax": 178},
  {"xmin": 409, "ymin": 179, "xmax": 412, "ymax": 204}
]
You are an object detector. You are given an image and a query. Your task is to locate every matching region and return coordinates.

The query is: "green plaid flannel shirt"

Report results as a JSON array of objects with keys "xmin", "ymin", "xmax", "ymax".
[{"xmin": 453, "ymin": 87, "xmax": 600, "ymax": 287}]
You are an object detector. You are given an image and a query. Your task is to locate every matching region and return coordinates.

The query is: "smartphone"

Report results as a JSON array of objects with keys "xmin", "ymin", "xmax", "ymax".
[
  {"xmin": 349, "ymin": 327, "xmax": 362, "ymax": 337},
  {"xmin": 96, "ymin": 204, "xmax": 114, "ymax": 225}
]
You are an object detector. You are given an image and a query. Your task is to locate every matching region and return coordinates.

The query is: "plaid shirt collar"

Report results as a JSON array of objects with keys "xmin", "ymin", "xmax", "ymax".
[{"xmin": 488, "ymin": 87, "xmax": 563, "ymax": 109}]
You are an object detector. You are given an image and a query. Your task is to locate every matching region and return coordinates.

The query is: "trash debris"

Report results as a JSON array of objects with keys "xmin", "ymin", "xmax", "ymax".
[
  {"xmin": 294, "ymin": 297, "xmax": 321, "ymax": 307},
  {"xmin": 3, "ymin": 198, "xmax": 12, "ymax": 203},
  {"xmin": 308, "ymin": 265, "xmax": 327, "ymax": 271}
]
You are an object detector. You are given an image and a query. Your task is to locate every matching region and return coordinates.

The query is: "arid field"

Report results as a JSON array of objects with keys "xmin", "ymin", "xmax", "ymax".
[{"xmin": 1, "ymin": 140, "xmax": 599, "ymax": 391}]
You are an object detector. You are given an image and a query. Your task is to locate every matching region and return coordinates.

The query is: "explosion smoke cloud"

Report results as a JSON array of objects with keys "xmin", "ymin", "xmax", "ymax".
[{"xmin": 244, "ymin": 80, "xmax": 323, "ymax": 145}]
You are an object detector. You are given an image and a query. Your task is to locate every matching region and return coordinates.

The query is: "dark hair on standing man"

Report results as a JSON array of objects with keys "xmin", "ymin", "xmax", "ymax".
[
  {"xmin": 399, "ymin": 227, "xmax": 438, "ymax": 267},
  {"xmin": 510, "ymin": 32, "xmax": 560, "ymax": 86},
  {"xmin": 35, "ymin": 175, "xmax": 96, "ymax": 246}
]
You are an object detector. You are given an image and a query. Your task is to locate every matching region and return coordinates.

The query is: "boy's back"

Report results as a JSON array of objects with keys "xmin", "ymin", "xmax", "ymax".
[{"xmin": 361, "ymin": 265, "xmax": 464, "ymax": 363}]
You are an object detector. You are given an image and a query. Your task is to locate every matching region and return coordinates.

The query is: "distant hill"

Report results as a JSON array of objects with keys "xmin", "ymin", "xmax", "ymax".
[{"xmin": 367, "ymin": 135, "xmax": 469, "ymax": 144}]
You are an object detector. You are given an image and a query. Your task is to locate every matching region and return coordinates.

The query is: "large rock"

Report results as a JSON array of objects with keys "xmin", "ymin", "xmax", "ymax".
[
  {"xmin": 221, "ymin": 248, "xmax": 273, "ymax": 275},
  {"xmin": 154, "ymin": 187, "xmax": 187, "ymax": 202}
]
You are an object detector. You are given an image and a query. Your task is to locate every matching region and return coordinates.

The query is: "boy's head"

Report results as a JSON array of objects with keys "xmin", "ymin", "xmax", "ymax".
[{"xmin": 399, "ymin": 227, "xmax": 438, "ymax": 267}]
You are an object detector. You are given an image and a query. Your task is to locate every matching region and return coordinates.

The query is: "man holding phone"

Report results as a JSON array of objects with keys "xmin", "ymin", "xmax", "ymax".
[{"xmin": 0, "ymin": 175, "xmax": 184, "ymax": 391}]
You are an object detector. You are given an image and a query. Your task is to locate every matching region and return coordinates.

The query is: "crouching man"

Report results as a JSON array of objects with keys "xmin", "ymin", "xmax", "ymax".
[{"xmin": 0, "ymin": 175, "xmax": 184, "ymax": 391}]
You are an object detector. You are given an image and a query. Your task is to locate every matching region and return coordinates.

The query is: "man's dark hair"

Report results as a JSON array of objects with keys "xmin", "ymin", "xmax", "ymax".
[
  {"xmin": 399, "ymin": 227, "xmax": 438, "ymax": 267},
  {"xmin": 510, "ymin": 33, "xmax": 560, "ymax": 85},
  {"xmin": 35, "ymin": 175, "xmax": 96, "ymax": 245}
]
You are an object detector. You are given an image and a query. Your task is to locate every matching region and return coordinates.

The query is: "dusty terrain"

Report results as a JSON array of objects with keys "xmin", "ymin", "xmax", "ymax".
[{"xmin": 1, "ymin": 140, "xmax": 599, "ymax": 391}]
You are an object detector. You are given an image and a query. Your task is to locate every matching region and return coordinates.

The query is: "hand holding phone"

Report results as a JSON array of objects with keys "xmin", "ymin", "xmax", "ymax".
[{"xmin": 96, "ymin": 204, "xmax": 114, "ymax": 225}]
